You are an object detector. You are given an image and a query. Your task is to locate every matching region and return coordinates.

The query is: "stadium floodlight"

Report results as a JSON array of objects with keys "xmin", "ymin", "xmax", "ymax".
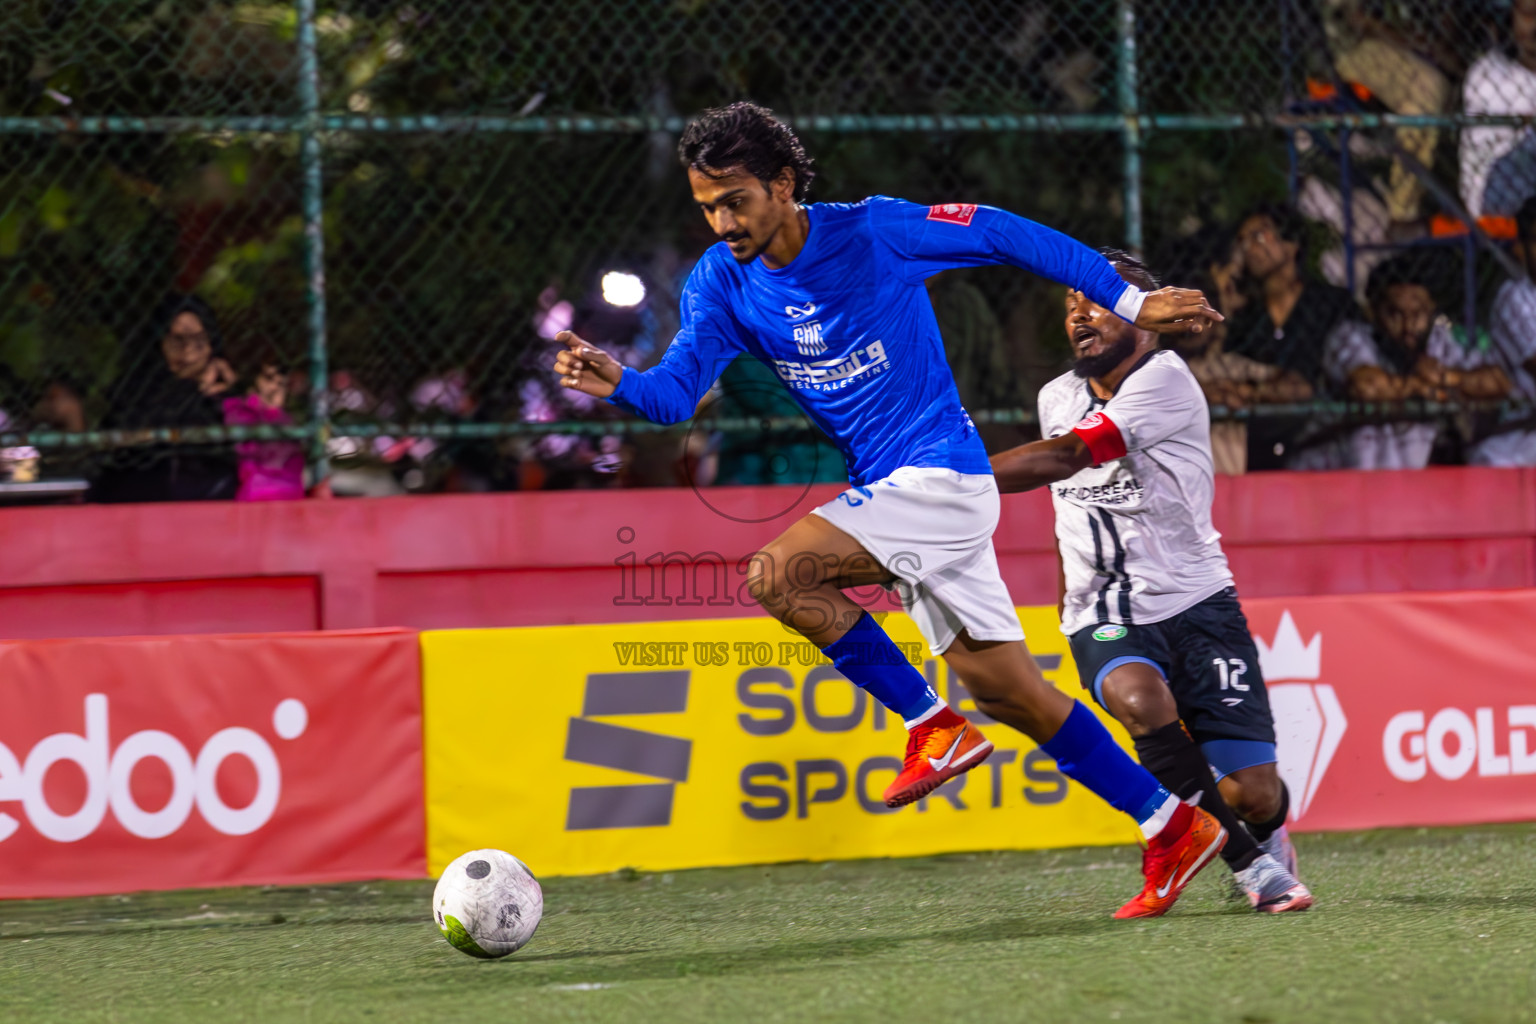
[{"xmin": 600, "ymin": 270, "xmax": 646, "ymax": 308}]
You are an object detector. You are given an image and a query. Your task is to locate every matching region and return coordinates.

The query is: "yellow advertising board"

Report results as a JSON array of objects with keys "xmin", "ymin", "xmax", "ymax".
[{"xmin": 421, "ymin": 608, "xmax": 1140, "ymax": 877}]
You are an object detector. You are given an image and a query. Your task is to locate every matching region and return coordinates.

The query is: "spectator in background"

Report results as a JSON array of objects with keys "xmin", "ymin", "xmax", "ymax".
[
  {"xmin": 407, "ymin": 366, "xmax": 510, "ymax": 492},
  {"xmin": 1166, "ymin": 259, "xmax": 1314, "ymax": 476},
  {"xmin": 1462, "ymin": 0, "xmax": 1536, "ymax": 220},
  {"xmin": 20, "ymin": 372, "xmax": 91, "ymax": 483},
  {"xmin": 1225, "ymin": 204, "xmax": 1364, "ymax": 468},
  {"xmin": 223, "ymin": 355, "xmax": 304, "ymax": 500},
  {"xmin": 30, "ymin": 372, "xmax": 86, "ymax": 435},
  {"xmin": 1473, "ymin": 194, "xmax": 1536, "ymax": 465},
  {"xmin": 514, "ymin": 282, "xmax": 664, "ymax": 489},
  {"xmin": 92, "ymin": 293, "xmax": 240, "ymax": 502},
  {"xmin": 304, "ymin": 365, "xmax": 418, "ymax": 498},
  {"xmin": 1306, "ymin": 256, "xmax": 1511, "ymax": 470},
  {"xmin": 514, "ymin": 365, "xmax": 625, "ymax": 489}
]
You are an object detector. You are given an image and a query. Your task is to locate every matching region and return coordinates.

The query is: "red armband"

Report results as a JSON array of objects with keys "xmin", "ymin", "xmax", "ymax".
[{"xmin": 1071, "ymin": 411, "xmax": 1127, "ymax": 466}]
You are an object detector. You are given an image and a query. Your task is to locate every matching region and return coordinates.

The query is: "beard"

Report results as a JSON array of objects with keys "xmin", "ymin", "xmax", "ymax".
[
  {"xmin": 1072, "ymin": 332, "xmax": 1139, "ymax": 379},
  {"xmin": 725, "ymin": 235, "xmax": 763, "ymax": 264}
]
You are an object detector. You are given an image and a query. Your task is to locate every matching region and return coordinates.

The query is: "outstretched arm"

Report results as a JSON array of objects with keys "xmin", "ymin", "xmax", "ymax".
[
  {"xmin": 990, "ymin": 432, "xmax": 1094, "ymax": 494},
  {"xmin": 874, "ymin": 197, "xmax": 1222, "ymax": 333},
  {"xmin": 553, "ymin": 325, "xmax": 727, "ymax": 425},
  {"xmin": 552, "ymin": 262, "xmax": 746, "ymax": 424}
]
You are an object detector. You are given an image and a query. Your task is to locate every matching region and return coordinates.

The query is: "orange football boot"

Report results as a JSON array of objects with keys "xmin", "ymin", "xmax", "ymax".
[
  {"xmin": 882, "ymin": 706, "xmax": 993, "ymax": 808},
  {"xmin": 1114, "ymin": 801, "xmax": 1227, "ymax": 919}
]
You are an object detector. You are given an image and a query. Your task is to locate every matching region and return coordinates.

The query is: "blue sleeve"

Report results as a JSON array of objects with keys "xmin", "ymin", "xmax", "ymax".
[
  {"xmin": 869, "ymin": 196, "xmax": 1142, "ymax": 320},
  {"xmin": 607, "ymin": 258, "xmax": 748, "ymax": 424}
]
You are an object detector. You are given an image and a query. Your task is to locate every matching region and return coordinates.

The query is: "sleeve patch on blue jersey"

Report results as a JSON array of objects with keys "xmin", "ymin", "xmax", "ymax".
[{"xmin": 926, "ymin": 203, "xmax": 977, "ymax": 226}]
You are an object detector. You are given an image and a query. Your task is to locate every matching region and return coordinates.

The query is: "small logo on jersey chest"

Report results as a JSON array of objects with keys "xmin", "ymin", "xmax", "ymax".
[
  {"xmin": 784, "ymin": 302, "xmax": 818, "ymax": 320},
  {"xmin": 927, "ymin": 203, "xmax": 978, "ymax": 226},
  {"xmin": 1054, "ymin": 475, "xmax": 1145, "ymax": 507},
  {"xmin": 792, "ymin": 320, "xmax": 827, "ymax": 355},
  {"xmin": 1092, "ymin": 624, "xmax": 1128, "ymax": 641}
]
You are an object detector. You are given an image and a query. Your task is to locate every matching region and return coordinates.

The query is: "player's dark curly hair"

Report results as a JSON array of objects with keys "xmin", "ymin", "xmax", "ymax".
[
  {"xmin": 1098, "ymin": 247, "xmax": 1160, "ymax": 291},
  {"xmin": 677, "ymin": 102, "xmax": 815, "ymax": 202}
]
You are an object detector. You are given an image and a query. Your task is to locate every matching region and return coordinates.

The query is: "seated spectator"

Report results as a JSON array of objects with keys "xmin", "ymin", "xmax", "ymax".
[
  {"xmin": 1473, "ymin": 194, "xmax": 1536, "ymax": 465},
  {"xmin": 92, "ymin": 293, "xmax": 240, "ymax": 503},
  {"xmin": 408, "ymin": 366, "xmax": 503, "ymax": 492},
  {"xmin": 1166, "ymin": 264, "xmax": 1314, "ymax": 476},
  {"xmin": 513, "ymin": 369, "xmax": 625, "ymax": 490},
  {"xmin": 31, "ymin": 374, "xmax": 86, "ymax": 434},
  {"xmin": 26, "ymin": 372, "xmax": 92, "ymax": 482},
  {"xmin": 223, "ymin": 356, "xmax": 304, "ymax": 501},
  {"xmin": 1225, "ymin": 204, "xmax": 1365, "ymax": 468},
  {"xmin": 1461, "ymin": 0, "xmax": 1536, "ymax": 220},
  {"xmin": 1309, "ymin": 256, "xmax": 1511, "ymax": 470}
]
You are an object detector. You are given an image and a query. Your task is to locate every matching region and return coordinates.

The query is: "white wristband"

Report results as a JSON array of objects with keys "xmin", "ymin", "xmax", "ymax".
[{"xmin": 1113, "ymin": 285, "xmax": 1148, "ymax": 324}]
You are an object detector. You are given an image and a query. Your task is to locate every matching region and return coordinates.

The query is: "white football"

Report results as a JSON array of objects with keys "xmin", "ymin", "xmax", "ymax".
[{"xmin": 433, "ymin": 849, "xmax": 544, "ymax": 959}]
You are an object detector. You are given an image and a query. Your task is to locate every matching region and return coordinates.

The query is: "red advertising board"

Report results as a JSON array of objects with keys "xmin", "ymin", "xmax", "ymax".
[
  {"xmin": 0, "ymin": 630, "xmax": 425, "ymax": 898},
  {"xmin": 1244, "ymin": 591, "xmax": 1536, "ymax": 834}
]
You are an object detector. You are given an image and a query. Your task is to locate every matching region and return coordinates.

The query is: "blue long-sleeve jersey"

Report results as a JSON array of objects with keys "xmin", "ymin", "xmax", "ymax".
[{"xmin": 609, "ymin": 196, "xmax": 1145, "ymax": 486}]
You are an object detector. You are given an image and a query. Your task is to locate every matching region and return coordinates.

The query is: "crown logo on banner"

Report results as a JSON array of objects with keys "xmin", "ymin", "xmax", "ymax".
[
  {"xmin": 1257, "ymin": 609, "xmax": 1344, "ymax": 823},
  {"xmin": 1255, "ymin": 610, "xmax": 1321, "ymax": 681}
]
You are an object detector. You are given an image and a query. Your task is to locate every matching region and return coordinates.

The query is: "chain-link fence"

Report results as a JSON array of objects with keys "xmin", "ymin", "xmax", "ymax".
[{"xmin": 2, "ymin": 0, "xmax": 1535, "ymax": 497}]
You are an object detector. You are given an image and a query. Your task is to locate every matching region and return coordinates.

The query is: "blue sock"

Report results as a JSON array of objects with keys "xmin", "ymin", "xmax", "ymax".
[
  {"xmin": 821, "ymin": 612, "xmax": 941, "ymax": 723},
  {"xmin": 1041, "ymin": 701, "xmax": 1170, "ymax": 824}
]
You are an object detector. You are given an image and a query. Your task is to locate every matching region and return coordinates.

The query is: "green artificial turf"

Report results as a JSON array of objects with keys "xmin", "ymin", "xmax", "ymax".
[{"xmin": 3, "ymin": 824, "xmax": 1534, "ymax": 1023}]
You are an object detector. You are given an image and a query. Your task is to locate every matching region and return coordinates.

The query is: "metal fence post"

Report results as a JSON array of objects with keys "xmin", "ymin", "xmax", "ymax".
[
  {"xmin": 1117, "ymin": 0, "xmax": 1143, "ymax": 255},
  {"xmin": 296, "ymin": 0, "xmax": 329, "ymax": 484}
]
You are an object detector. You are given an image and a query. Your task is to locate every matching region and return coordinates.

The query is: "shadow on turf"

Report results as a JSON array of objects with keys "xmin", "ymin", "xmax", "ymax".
[
  {"xmin": 0, "ymin": 913, "xmax": 432, "ymax": 941},
  {"xmin": 446, "ymin": 913, "xmax": 1129, "ymax": 984},
  {"xmin": 1378, "ymin": 890, "xmax": 1536, "ymax": 910}
]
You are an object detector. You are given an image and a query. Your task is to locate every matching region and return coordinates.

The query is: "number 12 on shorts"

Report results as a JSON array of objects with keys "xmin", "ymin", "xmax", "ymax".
[{"xmin": 1212, "ymin": 658, "xmax": 1249, "ymax": 691}]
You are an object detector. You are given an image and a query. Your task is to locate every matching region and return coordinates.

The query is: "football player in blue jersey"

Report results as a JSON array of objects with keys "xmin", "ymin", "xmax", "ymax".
[{"xmin": 553, "ymin": 102, "xmax": 1228, "ymax": 917}]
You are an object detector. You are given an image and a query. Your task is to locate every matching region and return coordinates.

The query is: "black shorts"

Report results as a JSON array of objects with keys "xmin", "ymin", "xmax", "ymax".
[{"xmin": 1068, "ymin": 586, "xmax": 1276, "ymax": 778}]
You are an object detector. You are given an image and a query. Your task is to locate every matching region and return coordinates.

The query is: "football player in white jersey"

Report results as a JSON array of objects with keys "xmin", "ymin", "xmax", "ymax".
[{"xmin": 989, "ymin": 250, "xmax": 1312, "ymax": 914}]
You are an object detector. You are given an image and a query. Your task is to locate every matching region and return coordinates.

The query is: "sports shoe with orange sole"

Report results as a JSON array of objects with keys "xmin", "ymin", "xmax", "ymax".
[
  {"xmin": 1114, "ymin": 801, "xmax": 1228, "ymax": 919},
  {"xmin": 882, "ymin": 707, "xmax": 994, "ymax": 808}
]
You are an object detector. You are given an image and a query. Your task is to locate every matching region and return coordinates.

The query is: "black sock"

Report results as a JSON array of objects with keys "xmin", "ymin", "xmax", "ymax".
[
  {"xmin": 1133, "ymin": 722, "xmax": 1260, "ymax": 872},
  {"xmin": 1245, "ymin": 782, "xmax": 1290, "ymax": 844}
]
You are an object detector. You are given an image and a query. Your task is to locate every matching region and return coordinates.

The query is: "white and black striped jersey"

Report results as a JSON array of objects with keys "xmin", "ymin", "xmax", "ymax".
[{"xmin": 1036, "ymin": 349, "xmax": 1233, "ymax": 635}]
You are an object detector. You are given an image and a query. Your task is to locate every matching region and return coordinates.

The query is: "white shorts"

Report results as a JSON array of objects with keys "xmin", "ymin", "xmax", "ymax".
[{"xmin": 810, "ymin": 466, "xmax": 1026, "ymax": 656}]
